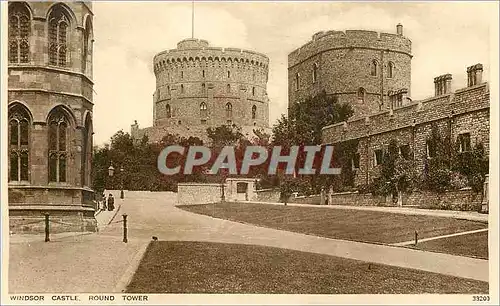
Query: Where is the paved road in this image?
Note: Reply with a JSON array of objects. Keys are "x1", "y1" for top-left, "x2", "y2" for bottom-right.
[{"x1": 99, "y1": 192, "x2": 489, "y2": 282}]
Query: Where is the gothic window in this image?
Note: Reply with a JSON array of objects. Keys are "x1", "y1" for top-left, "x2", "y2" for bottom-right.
[
  {"x1": 48, "y1": 5, "x2": 70, "y2": 67},
  {"x1": 357, "y1": 87, "x2": 366, "y2": 103},
  {"x1": 387, "y1": 62, "x2": 394, "y2": 78},
  {"x1": 374, "y1": 149, "x2": 383, "y2": 166},
  {"x1": 48, "y1": 109, "x2": 70, "y2": 183},
  {"x1": 202, "y1": 70, "x2": 205, "y2": 78},
  {"x1": 81, "y1": 115, "x2": 92, "y2": 186},
  {"x1": 399, "y1": 145, "x2": 411, "y2": 160},
  {"x1": 295, "y1": 73, "x2": 300, "y2": 91},
  {"x1": 9, "y1": 3, "x2": 31, "y2": 64},
  {"x1": 82, "y1": 17, "x2": 93, "y2": 74},
  {"x1": 227, "y1": 71, "x2": 231, "y2": 78},
  {"x1": 370, "y1": 60, "x2": 378, "y2": 76},
  {"x1": 225, "y1": 103, "x2": 232, "y2": 118},
  {"x1": 252, "y1": 105, "x2": 257, "y2": 119},
  {"x1": 352, "y1": 153, "x2": 360, "y2": 170},
  {"x1": 166, "y1": 104, "x2": 171, "y2": 118},
  {"x1": 200, "y1": 102, "x2": 207, "y2": 117},
  {"x1": 458, "y1": 133, "x2": 471, "y2": 153},
  {"x1": 312, "y1": 63, "x2": 318, "y2": 83},
  {"x1": 9, "y1": 105, "x2": 30, "y2": 182}
]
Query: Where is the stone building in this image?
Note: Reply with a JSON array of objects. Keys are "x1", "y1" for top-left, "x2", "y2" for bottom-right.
[
  {"x1": 7, "y1": 1, "x2": 97, "y2": 233},
  {"x1": 131, "y1": 38, "x2": 271, "y2": 143},
  {"x1": 288, "y1": 24, "x2": 412, "y2": 118},
  {"x1": 322, "y1": 65, "x2": 489, "y2": 188}
]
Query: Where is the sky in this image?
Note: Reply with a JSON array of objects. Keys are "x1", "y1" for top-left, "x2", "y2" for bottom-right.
[{"x1": 92, "y1": 1, "x2": 495, "y2": 145}]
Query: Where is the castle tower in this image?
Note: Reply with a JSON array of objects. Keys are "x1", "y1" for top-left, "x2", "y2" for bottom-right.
[
  {"x1": 133, "y1": 38, "x2": 271, "y2": 143},
  {"x1": 288, "y1": 25, "x2": 412, "y2": 118},
  {"x1": 7, "y1": 1, "x2": 97, "y2": 233}
]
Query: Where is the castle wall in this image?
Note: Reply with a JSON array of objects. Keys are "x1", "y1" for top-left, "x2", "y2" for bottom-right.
[
  {"x1": 288, "y1": 27, "x2": 412, "y2": 118},
  {"x1": 322, "y1": 79, "x2": 490, "y2": 187}
]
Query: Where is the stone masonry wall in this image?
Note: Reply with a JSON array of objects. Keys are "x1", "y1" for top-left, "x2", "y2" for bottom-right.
[
  {"x1": 322, "y1": 81, "x2": 490, "y2": 187},
  {"x1": 288, "y1": 27, "x2": 412, "y2": 118}
]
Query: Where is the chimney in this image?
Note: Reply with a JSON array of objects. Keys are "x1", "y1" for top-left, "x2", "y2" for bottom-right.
[
  {"x1": 467, "y1": 63, "x2": 483, "y2": 86},
  {"x1": 396, "y1": 23, "x2": 403, "y2": 36},
  {"x1": 434, "y1": 74, "x2": 452, "y2": 96}
]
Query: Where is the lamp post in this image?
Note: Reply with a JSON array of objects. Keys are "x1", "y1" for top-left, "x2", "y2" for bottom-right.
[
  {"x1": 108, "y1": 164, "x2": 125, "y2": 199},
  {"x1": 120, "y1": 167, "x2": 124, "y2": 199}
]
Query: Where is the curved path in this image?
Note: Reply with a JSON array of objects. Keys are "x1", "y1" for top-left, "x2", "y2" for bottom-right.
[{"x1": 100, "y1": 192, "x2": 488, "y2": 282}]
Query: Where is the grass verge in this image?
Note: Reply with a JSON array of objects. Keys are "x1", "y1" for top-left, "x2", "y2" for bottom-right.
[
  {"x1": 410, "y1": 231, "x2": 488, "y2": 259},
  {"x1": 179, "y1": 203, "x2": 487, "y2": 244},
  {"x1": 126, "y1": 241, "x2": 488, "y2": 294}
]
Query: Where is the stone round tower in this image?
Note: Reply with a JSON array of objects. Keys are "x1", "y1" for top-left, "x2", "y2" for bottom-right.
[
  {"x1": 146, "y1": 38, "x2": 270, "y2": 141},
  {"x1": 288, "y1": 24, "x2": 412, "y2": 118},
  {"x1": 7, "y1": 1, "x2": 96, "y2": 233}
]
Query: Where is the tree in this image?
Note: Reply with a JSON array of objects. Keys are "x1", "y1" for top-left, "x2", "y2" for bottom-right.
[
  {"x1": 271, "y1": 90, "x2": 354, "y2": 194},
  {"x1": 422, "y1": 124, "x2": 453, "y2": 193},
  {"x1": 453, "y1": 142, "x2": 489, "y2": 195},
  {"x1": 374, "y1": 139, "x2": 417, "y2": 206}
]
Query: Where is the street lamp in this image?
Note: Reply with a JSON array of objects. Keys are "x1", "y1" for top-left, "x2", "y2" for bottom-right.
[{"x1": 108, "y1": 164, "x2": 125, "y2": 199}]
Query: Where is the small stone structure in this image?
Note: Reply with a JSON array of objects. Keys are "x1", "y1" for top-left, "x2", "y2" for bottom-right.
[{"x1": 177, "y1": 178, "x2": 259, "y2": 205}]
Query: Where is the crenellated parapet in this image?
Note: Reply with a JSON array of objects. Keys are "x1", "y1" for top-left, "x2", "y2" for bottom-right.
[
  {"x1": 322, "y1": 70, "x2": 489, "y2": 144},
  {"x1": 289, "y1": 29, "x2": 411, "y2": 68}
]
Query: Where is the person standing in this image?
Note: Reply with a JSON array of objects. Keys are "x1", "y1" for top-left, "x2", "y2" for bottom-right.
[{"x1": 107, "y1": 194, "x2": 115, "y2": 211}]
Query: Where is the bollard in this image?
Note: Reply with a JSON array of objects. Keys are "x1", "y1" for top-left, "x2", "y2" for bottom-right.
[
  {"x1": 414, "y1": 230, "x2": 418, "y2": 245},
  {"x1": 122, "y1": 214, "x2": 128, "y2": 243},
  {"x1": 44, "y1": 213, "x2": 50, "y2": 242}
]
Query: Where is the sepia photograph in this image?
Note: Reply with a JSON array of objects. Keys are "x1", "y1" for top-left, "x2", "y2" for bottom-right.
[{"x1": 1, "y1": 1, "x2": 499, "y2": 305}]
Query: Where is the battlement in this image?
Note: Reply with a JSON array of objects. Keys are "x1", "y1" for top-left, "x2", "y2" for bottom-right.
[
  {"x1": 154, "y1": 39, "x2": 269, "y2": 70},
  {"x1": 289, "y1": 25, "x2": 412, "y2": 67},
  {"x1": 323, "y1": 81, "x2": 489, "y2": 144}
]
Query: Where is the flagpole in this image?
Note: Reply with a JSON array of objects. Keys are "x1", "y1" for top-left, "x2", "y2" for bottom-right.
[{"x1": 191, "y1": 0, "x2": 195, "y2": 38}]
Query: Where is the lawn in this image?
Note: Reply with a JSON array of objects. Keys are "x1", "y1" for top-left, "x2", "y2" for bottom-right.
[
  {"x1": 126, "y1": 241, "x2": 488, "y2": 294},
  {"x1": 179, "y1": 203, "x2": 487, "y2": 244},
  {"x1": 411, "y1": 231, "x2": 489, "y2": 259}
]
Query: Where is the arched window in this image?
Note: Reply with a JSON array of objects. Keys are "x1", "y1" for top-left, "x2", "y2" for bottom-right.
[
  {"x1": 357, "y1": 87, "x2": 366, "y2": 103},
  {"x1": 166, "y1": 104, "x2": 171, "y2": 118},
  {"x1": 370, "y1": 60, "x2": 378, "y2": 76},
  {"x1": 48, "y1": 5, "x2": 70, "y2": 67},
  {"x1": 227, "y1": 84, "x2": 231, "y2": 93},
  {"x1": 180, "y1": 84, "x2": 184, "y2": 94},
  {"x1": 48, "y1": 108, "x2": 70, "y2": 183},
  {"x1": 82, "y1": 17, "x2": 93, "y2": 74},
  {"x1": 227, "y1": 71, "x2": 231, "y2": 78},
  {"x1": 9, "y1": 104, "x2": 31, "y2": 182},
  {"x1": 201, "y1": 83, "x2": 206, "y2": 93},
  {"x1": 202, "y1": 70, "x2": 205, "y2": 78},
  {"x1": 81, "y1": 114, "x2": 92, "y2": 186},
  {"x1": 9, "y1": 3, "x2": 31, "y2": 64},
  {"x1": 252, "y1": 105, "x2": 257, "y2": 119},
  {"x1": 387, "y1": 62, "x2": 394, "y2": 78},
  {"x1": 295, "y1": 73, "x2": 300, "y2": 91},
  {"x1": 312, "y1": 63, "x2": 318, "y2": 83},
  {"x1": 200, "y1": 102, "x2": 207, "y2": 117},
  {"x1": 252, "y1": 87, "x2": 256, "y2": 96},
  {"x1": 226, "y1": 103, "x2": 232, "y2": 118}
]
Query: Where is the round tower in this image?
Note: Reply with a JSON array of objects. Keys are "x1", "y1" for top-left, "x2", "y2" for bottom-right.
[
  {"x1": 7, "y1": 1, "x2": 96, "y2": 233},
  {"x1": 151, "y1": 38, "x2": 270, "y2": 139},
  {"x1": 288, "y1": 25, "x2": 412, "y2": 118}
]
